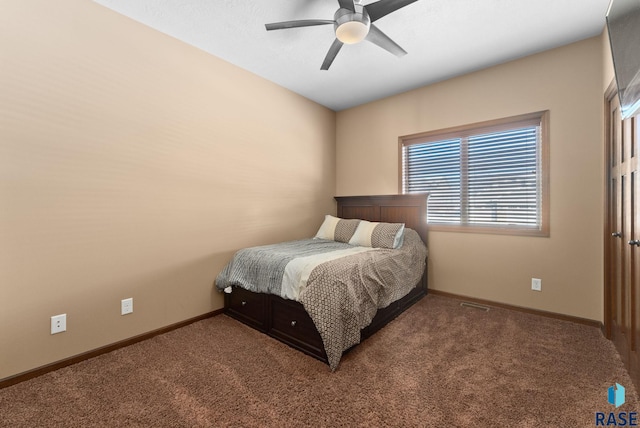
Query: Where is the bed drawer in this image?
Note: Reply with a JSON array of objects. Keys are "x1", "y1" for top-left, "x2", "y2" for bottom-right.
[
  {"x1": 225, "y1": 286, "x2": 268, "y2": 332},
  {"x1": 269, "y1": 298, "x2": 326, "y2": 361}
]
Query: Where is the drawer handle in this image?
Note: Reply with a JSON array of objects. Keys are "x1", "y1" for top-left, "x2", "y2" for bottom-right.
[
  {"x1": 290, "y1": 320, "x2": 297, "y2": 327},
  {"x1": 241, "y1": 301, "x2": 247, "y2": 306}
]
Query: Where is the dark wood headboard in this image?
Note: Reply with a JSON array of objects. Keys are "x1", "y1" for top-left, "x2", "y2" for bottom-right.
[{"x1": 334, "y1": 194, "x2": 428, "y2": 245}]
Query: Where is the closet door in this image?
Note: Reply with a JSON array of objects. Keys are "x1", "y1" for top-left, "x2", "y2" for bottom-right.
[
  {"x1": 607, "y1": 92, "x2": 640, "y2": 384},
  {"x1": 609, "y1": 94, "x2": 628, "y2": 365},
  {"x1": 629, "y1": 115, "x2": 640, "y2": 381}
]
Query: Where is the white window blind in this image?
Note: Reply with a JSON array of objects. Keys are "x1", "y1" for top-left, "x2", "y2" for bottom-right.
[
  {"x1": 404, "y1": 138, "x2": 462, "y2": 224},
  {"x1": 401, "y1": 112, "x2": 548, "y2": 234}
]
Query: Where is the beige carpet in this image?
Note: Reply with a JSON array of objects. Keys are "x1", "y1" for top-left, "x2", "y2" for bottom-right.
[{"x1": 0, "y1": 295, "x2": 637, "y2": 427}]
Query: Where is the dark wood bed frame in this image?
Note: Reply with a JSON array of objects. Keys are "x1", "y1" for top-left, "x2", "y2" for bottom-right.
[{"x1": 224, "y1": 194, "x2": 429, "y2": 365}]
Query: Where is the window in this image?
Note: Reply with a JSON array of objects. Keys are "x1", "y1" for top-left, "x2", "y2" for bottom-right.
[{"x1": 400, "y1": 111, "x2": 549, "y2": 236}]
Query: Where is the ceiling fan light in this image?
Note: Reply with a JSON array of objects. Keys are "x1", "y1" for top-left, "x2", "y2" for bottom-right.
[{"x1": 336, "y1": 21, "x2": 369, "y2": 44}]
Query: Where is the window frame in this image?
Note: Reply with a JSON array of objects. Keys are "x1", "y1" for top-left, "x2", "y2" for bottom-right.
[{"x1": 398, "y1": 111, "x2": 550, "y2": 237}]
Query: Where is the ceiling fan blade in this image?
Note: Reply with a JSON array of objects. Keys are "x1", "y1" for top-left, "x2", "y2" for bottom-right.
[
  {"x1": 337, "y1": 0, "x2": 356, "y2": 11},
  {"x1": 265, "y1": 20, "x2": 334, "y2": 31},
  {"x1": 365, "y1": 0, "x2": 419, "y2": 22},
  {"x1": 321, "y1": 39, "x2": 344, "y2": 70},
  {"x1": 366, "y1": 24, "x2": 407, "y2": 57}
]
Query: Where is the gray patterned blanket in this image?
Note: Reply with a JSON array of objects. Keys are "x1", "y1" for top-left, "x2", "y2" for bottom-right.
[{"x1": 216, "y1": 228, "x2": 427, "y2": 370}]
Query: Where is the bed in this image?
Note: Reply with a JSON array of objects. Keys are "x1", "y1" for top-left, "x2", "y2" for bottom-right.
[{"x1": 216, "y1": 194, "x2": 429, "y2": 370}]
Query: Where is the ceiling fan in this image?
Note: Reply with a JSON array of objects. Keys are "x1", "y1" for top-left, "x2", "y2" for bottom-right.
[{"x1": 265, "y1": 0, "x2": 420, "y2": 70}]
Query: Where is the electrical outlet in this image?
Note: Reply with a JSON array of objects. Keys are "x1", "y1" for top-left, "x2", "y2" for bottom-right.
[
  {"x1": 51, "y1": 314, "x2": 67, "y2": 334},
  {"x1": 531, "y1": 278, "x2": 542, "y2": 292},
  {"x1": 121, "y1": 298, "x2": 133, "y2": 315}
]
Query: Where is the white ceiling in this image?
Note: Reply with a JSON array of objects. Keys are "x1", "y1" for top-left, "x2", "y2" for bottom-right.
[{"x1": 93, "y1": 0, "x2": 611, "y2": 111}]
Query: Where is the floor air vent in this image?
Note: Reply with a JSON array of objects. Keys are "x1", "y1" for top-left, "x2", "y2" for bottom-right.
[{"x1": 460, "y1": 302, "x2": 490, "y2": 312}]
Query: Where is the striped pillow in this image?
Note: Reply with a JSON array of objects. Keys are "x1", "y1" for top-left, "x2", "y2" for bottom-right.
[
  {"x1": 348, "y1": 220, "x2": 405, "y2": 249},
  {"x1": 314, "y1": 215, "x2": 361, "y2": 243}
]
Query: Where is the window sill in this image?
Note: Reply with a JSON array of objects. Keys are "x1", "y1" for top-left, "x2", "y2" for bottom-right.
[{"x1": 427, "y1": 223, "x2": 549, "y2": 237}]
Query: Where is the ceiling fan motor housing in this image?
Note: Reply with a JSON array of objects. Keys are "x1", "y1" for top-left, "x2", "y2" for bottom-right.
[{"x1": 334, "y1": 4, "x2": 371, "y2": 44}]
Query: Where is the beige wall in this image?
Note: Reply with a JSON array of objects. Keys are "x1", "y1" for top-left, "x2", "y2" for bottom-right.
[
  {"x1": 336, "y1": 36, "x2": 605, "y2": 321},
  {"x1": 0, "y1": 1, "x2": 335, "y2": 379}
]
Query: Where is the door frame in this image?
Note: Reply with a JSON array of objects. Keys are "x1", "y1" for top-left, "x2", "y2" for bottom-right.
[{"x1": 604, "y1": 79, "x2": 617, "y2": 340}]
